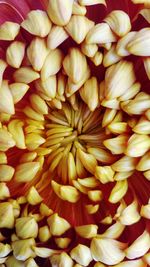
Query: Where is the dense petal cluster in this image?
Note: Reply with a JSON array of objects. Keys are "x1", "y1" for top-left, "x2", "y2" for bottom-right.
[{"x1": 0, "y1": 0, "x2": 149, "y2": 266}]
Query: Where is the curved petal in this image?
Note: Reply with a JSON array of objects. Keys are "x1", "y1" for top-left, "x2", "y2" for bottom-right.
[{"x1": 0, "y1": 0, "x2": 48, "y2": 25}]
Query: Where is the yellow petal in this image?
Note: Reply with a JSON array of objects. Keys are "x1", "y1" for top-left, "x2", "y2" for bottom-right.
[
  {"x1": 0, "y1": 202, "x2": 14, "y2": 228},
  {"x1": 125, "y1": 231, "x2": 150, "y2": 259},
  {"x1": 27, "y1": 37, "x2": 49, "y2": 71},
  {"x1": 80, "y1": 77, "x2": 99, "y2": 111},
  {"x1": 105, "y1": 61, "x2": 136, "y2": 99},
  {"x1": 103, "y1": 44, "x2": 121, "y2": 67},
  {"x1": 116, "y1": 31, "x2": 136, "y2": 56},
  {"x1": 70, "y1": 244, "x2": 92, "y2": 266},
  {"x1": 91, "y1": 238, "x2": 126, "y2": 265},
  {"x1": 65, "y1": 15, "x2": 94, "y2": 44},
  {"x1": 29, "y1": 94, "x2": 48, "y2": 114},
  {"x1": 0, "y1": 165, "x2": 14, "y2": 182},
  {"x1": 125, "y1": 133, "x2": 150, "y2": 157},
  {"x1": 119, "y1": 200, "x2": 140, "y2": 225},
  {"x1": 103, "y1": 134, "x2": 128, "y2": 155},
  {"x1": 41, "y1": 49, "x2": 64, "y2": 81},
  {"x1": 77, "y1": 148, "x2": 97, "y2": 174},
  {"x1": 73, "y1": 1, "x2": 87, "y2": 15},
  {"x1": 8, "y1": 119, "x2": 26, "y2": 149},
  {"x1": 95, "y1": 166, "x2": 115, "y2": 184},
  {"x1": 112, "y1": 156, "x2": 138, "y2": 172},
  {"x1": 13, "y1": 67, "x2": 40, "y2": 84},
  {"x1": 15, "y1": 217, "x2": 38, "y2": 239},
  {"x1": 47, "y1": 25, "x2": 69, "y2": 49},
  {"x1": 0, "y1": 59, "x2": 7, "y2": 87},
  {"x1": 47, "y1": 213, "x2": 71, "y2": 236},
  {"x1": 6, "y1": 41, "x2": 25, "y2": 68},
  {"x1": 21, "y1": 10, "x2": 52, "y2": 37},
  {"x1": 10, "y1": 83, "x2": 29, "y2": 104},
  {"x1": 75, "y1": 224, "x2": 98, "y2": 239},
  {"x1": 127, "y1": 28, "x2": 150, "y2": 56},
  {"x1": 63, "y1": 47, "x2": 88, "y2": 84},
  {"x1": 12, "y1": 238, "x2": 35, "y2": 261},
  {"x1": 109, "y1": 180, "x2": 128, "y2": 203},
  {"x1": 81, "y1": 42, "x2": 98, "y2": 57},
  {"x1": 47, "y1": 0, "x2": 74, "y2": 26},
  {"x1": 86, "y1": 23, "x2": 117, "y2": 44},
  {"x1": 27, "y1": 186, "x2": 43, "y2": 205},
  {"x1": 79, "y1": 0, "x2": 106, "y2": 5},
  {"x1": 0, "y1": 128, "x2": 15, "y2": 151},
  {"x1": 104, "y1": 10, "x2": 131, "y2": 37},
  {"x1": 14, "y1": 162, "x2": 40, "y2": 182},
  {"x1": 0, "y1": 182, "x2": 10, "y2": 200},
  {"x1": 0, "y1": 80, "x2": 15, "y2": 114},
  {"x1": 0, "y1": 21, "x2": 20, "y2": 40}
]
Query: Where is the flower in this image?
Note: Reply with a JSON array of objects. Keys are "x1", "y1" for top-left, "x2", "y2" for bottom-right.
[{"x1": 0, "y1": 0, "x2": 150, "y2": 266}]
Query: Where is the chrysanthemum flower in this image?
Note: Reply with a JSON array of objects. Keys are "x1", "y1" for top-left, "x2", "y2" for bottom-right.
[{"x1": 0, "y1": 0, "x2": 150, "y2": 266}]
